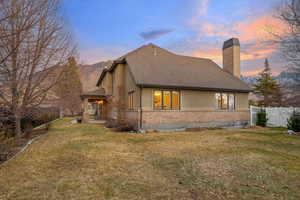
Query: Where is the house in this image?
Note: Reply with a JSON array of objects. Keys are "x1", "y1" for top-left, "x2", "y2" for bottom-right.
[{"x1": 81, "y1": 38, "x2": 252, "y2": 131}]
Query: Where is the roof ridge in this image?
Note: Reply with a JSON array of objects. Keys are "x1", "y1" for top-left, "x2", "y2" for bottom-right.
[
  {"x1": 176, "y1": 54, "x2": 212, "y2": 61},
  {"x1": 117, "y1": 43, "x2": 175, "y2": 61},
  {"x1": 115, "y1": 44, "x2": 150, "y2": 61}
]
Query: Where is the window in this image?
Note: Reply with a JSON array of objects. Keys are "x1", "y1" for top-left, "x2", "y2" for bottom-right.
[
  {"x1": 128, "y1": 92, "x2": 134, "y2": 110},
  {"x1": 153, "y1": 90, "x2": 180, "y2": 110},
  {"x1": 215, "y1": 93, "x2": 235, "y2": 110},
  {"x1": 216, "y1": 93, "x2": 222, "y2": 109},
  {"x1": 172, "y1": 91, "x2": 180, "y2": 110},
  {"x1": 163, "y1": 91, "x2": 171, "y2": 110},
  {"x1": 154, "y1": 91, "x2": 162, "y2": 109},
  {"x1": 221, "y1": 93, "x2": 228, "y2": 109},
  {"x1": 229, "y1": 94, "x2": 235, "y2": 110}
]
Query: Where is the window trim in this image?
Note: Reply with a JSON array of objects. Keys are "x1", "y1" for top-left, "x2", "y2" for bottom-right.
[
  {"x1": 228, "y1": 93, "x2": 236, "y2": 110},
  {"x1": 153, "y1": 89, "x2": 181, "y2": 110},
  {"x1": 215, "y1": 92, "x2": 235, "y2": 110}
]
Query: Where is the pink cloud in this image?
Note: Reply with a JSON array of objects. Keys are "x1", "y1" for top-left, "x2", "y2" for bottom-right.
[
  {"x1": 192, "y1": 42, "x2": 277, "y2": 63},
  {"x1": 233, "y1": 15, "x2": 286, "y2": 42},
  {"x1": 199, "y1": 15, "x2": 286, "y2": 42},
  {"x1": 193, "y1": 13, "x2": 287, "y2": 75},
  {"x1": 200, "y1": 23, "x2": 233, "y2": 37}
]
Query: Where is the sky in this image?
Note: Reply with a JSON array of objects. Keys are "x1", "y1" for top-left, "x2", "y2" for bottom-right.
[{"x1": 62, "y1": 0, "x2": 286, "y2": 76}]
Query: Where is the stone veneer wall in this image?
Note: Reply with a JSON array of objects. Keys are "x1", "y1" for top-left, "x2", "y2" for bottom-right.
[
  {"x1": 124, "y1": 110, "x2": 140, "y2": 129},
  {"x1": 141, "y1": 110, "x2": 250, "y2": 130}
]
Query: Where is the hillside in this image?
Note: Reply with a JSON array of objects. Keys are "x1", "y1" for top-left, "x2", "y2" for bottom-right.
[
  {"x1": 241, "y1": 70, "x2": 299, "y2": 89},
  {"x1": 241, "y1": 70, "x2": 300, "y2": 106},
  {"x1": 78, "y1": 61, "x2": 112, "y2": 92}
]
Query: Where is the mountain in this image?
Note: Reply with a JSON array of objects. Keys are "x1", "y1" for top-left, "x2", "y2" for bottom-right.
[
  {"x1": 240, "y1": 75, "x2": 258, "y2": 86},
  {"x1": 78, "y1": 61, "x2": 112, "y2": 92},
  {"x1": 276, "y1": 70, "x2": 299, "y2": 88},
  {"x1": 241, "y1": 70, "x2": 298, "y2": 89},
  {"x1": 241, "y1": 70, "x2": 300, "y2": 106}
]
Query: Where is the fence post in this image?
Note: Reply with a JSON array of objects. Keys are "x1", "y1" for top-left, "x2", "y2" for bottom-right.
[{"x1": 250, "y1": 105, "x2": 253, "y2": 126}]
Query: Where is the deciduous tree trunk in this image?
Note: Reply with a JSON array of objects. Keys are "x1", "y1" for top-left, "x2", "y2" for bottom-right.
[{"x1": 15, "y1": 113, "x2": 21, "y2": 138}]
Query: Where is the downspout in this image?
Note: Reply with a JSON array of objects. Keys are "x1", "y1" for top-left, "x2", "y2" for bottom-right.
[{"x1": 139, "y1": 86, "x2": 143, "y2": 131}]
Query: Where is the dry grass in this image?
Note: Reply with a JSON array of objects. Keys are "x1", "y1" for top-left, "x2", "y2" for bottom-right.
[{"x1": 0, "y1": 119, "x2": 300, "y2": 200}]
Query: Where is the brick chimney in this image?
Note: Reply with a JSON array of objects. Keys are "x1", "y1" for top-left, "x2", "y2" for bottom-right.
[{"x1": 223, "y1": 38, "x2": 240, "y2": 78}]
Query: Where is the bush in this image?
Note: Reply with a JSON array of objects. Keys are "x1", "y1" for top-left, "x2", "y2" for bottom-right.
[
  {"x1": 256, "y1": 109, "x2": 268, "y2": 127},
  {"x1": 105, "y1": 119, "x2": 118, "y2": 128},
  {"x1": 0, "y1": 107, "x2": 59, "y2": 138},
  {"x1": 287, "y1": 111, "x2": 300, "y2": 132},
  {"x1": 105, "y1": 119, "x2": 136, "y2": 132},
  {"x1": 116, "y1": 122, "x2": 135, "y2": 132}
]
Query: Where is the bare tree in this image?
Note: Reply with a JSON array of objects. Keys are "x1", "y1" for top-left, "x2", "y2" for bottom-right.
[
  {"x1": 275, "y1": 0, "x2": 300, "y2": 89},
  {"x1": 0, "y1": 0, "x2": 75, "y2": 136}
]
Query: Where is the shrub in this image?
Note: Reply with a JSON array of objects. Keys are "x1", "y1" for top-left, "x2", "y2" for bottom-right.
[
  {"x1": 105, "y1": 119, "x2": 136, "y2": 132},
  {"x1": 256, "y1": 109, "x2": 268, "y2": 127},
  {"x1": 116, "y1": 122, "x2": 135, "y2": 132},
  {"x1": 105, "y1": 119, "x2": 118, "y2": 128},
  {"x1": 287, "y1": 111, "x2": 300, "y2": 132}
]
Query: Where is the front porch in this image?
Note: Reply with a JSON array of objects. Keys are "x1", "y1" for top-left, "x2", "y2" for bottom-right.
[{"x1": 81, "y1": 88, "x2": 108, "y2": 123}]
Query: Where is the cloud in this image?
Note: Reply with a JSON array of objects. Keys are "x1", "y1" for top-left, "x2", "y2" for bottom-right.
[
  {"x1": 192, "y1": 46, "x2": 222, "y2": 62},
  {"x1": 199, "y1": 15, "x2": 285, "y2": 42},
  {"x1": 197, "y1": 0, "x2": 209, "y2": 16},
  {"x1": 191, "y1": 41, "x2": 278, "y2": 63},
  {"x1": 233, "y1": 15, "x2": 286, "y2": 42},
  {"x1": 189, "y1": 12, "x2": 287, "y2": 75},
  {"x1": 241, "y1": 42, "x2": 277, "y2": 61},
  {"x1": 199, "y1": 23, "x2": 235, "y2": 38},
  {"x1": 188, "y1": 0, "x2": 210, "y2": 24},
  {"x1": 139, "y1": 29, "x2": 174, "y2": 40}
]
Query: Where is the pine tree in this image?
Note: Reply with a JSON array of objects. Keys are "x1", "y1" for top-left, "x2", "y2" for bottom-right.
[
  {"x1": 56, "y1": 57, "x2": 83, "y2": 116},
  {"x1": 253, "y1": 58, "x2": 283, "y2": 107}
]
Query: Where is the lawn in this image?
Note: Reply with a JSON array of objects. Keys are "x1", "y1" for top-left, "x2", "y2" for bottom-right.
[{"x1": 0, "y1": 119, "x2": 300, "y2": 200}]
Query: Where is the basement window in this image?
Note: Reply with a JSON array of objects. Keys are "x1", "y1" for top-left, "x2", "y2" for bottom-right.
[
  {"x1": 153, "y1": 90, "x2": 180, "y2": 110},
  {"x1": 215, "y1": 93, "x2": 235, "y2": 110}
]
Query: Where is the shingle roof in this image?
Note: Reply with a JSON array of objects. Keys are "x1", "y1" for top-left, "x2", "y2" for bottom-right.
[{"x1": 98, "y1": 44, "x2": 252, "y2": 93}]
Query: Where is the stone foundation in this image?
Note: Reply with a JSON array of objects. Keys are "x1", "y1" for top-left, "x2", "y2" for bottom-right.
[{"x1": 141, "y1": 110, "x2": 250, "y2": 131}]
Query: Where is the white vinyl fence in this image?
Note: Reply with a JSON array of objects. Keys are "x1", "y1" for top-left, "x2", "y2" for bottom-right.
[{"x1": 250, "y1": 106, "x2": 300, "y2": 127}]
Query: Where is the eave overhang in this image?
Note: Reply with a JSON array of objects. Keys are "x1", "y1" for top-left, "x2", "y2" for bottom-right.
[
  {"x1": 96, "y1": 58, "x2": 126, "y2": 86},
  {"x1": 137, "y1": 83, "x2": 252, "y2": 93}
]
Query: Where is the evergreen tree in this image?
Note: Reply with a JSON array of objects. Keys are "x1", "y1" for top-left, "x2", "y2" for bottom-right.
[
  {"x1": 56, "y1": 57, "x2": 83, "y2": 115},
  {"x1": 253, "y1": 58, "x2": 283, "y2": 107}
]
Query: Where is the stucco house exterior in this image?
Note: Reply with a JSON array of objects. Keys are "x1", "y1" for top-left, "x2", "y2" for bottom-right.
[{"x1": 81, "y1": 38, "x2": 252, "y2": 131}]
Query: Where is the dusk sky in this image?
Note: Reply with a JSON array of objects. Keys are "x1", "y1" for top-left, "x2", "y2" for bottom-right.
[{"x1": 62, "y1": 0, "x2": 285, "y2": 76}]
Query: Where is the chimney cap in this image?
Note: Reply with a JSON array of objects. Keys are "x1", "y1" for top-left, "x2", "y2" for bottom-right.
[{"x1": 223, "y1": 38, "x2": 240, "y2": 50}]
